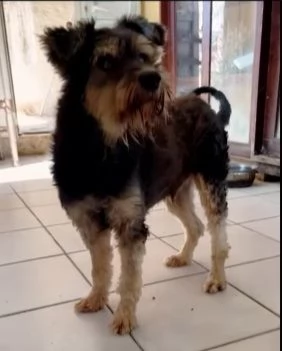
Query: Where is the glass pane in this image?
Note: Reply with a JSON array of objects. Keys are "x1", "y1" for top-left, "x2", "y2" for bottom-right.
[
  {"x1": 210, "y1": 1, "x2": 257, "y2": 143},
  {"x1": 3, "y1": 1, "x2": 78, "y2": 134},
  {"x1": 175, "y1": 1, "x2": 203, "y2": 95},
  {"x1": 2, "y1": 1, "x2": 140, "y2": 134}
]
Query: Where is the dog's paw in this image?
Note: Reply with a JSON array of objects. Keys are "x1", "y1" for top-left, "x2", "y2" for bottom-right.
[
  {"x1": 75, "y1": 293, "x2": 106, "y2": 313},
  {"x1": 203, "y1": 276, "x2": 227, "y2": 294},
  {"x1": 165, "y1": 254, "x2": 190, "y2": 268},
  {"x1": 111, "y1": 309, "x2": 137, "y2": 335}
]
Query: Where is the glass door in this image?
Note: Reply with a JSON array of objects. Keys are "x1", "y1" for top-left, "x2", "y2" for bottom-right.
[
  {"x1": 175, "y1": 1, "x2": 203, "y2": 95},
  {"x1": 2, "y1": 1, "x2": 140, "y2": 135},
  {"x1": 0, "y1": 3, "x2": 19, "y2": 165},
  {"x1": 161, "y1": 1, "x2": 263, "y2": 159},
  {"x1": 210, "y1": 1, "x2": 257, "y2": 144}
]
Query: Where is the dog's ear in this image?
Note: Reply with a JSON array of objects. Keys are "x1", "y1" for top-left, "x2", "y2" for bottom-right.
[
  {"x1": 40, "y1": 20, "x2": 95, "y2": 77},
  {"x1": 150, "y1": 22, "x2": 167, "y2": 47},
  {"x1": 117, "y1": 16, "x2": 167, "y2": 46}
]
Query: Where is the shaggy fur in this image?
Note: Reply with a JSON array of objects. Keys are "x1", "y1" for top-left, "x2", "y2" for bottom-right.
[{"x1": 41, "y1": 16, "x2": 231, "y2": 335}]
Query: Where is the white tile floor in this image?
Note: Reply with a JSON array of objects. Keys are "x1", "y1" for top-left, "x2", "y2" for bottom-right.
[{"x1": 0, "y1": 158, "x2": 280, "y2": 351}]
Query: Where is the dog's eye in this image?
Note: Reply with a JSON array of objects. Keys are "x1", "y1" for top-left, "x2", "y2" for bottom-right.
[
  {"x1": 96, "y1": 54, "x2": 115, "y2": 71},
  {"x1": 138, "y1": 53, "x2": 150, "y2": 63}
]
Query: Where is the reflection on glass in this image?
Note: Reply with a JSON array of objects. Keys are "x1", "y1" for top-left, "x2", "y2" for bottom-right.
[
  {"x1": 175, "y1": 1, "x2": 203, "y2": 95},
  {"x1": 210, "y1": 1, "x2": 257, "y2": 143}
]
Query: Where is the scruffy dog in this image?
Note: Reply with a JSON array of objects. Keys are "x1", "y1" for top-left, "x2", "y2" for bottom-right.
[{"x1": 41, "y1": 16, "x2": 231, "y2": 335}]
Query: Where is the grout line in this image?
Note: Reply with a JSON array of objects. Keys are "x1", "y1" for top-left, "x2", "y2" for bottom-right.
[
  {"x1": 158, "y1": 236, "x2": 281, "y2": 318},
  {"x1": 239, "y1": 222, "x2": 280, "y2": 244},
  {"x1": 231, "y1": 214, "x2": 280, "y2": 225},
  {"x1": 141, "y1": 270, "x2": 208, "y2": 288},
  {"x1": 160, "y1": 231, "x2": 280, "y2": 269},
  {"x1": 105, "y1": 305, "x2": 144, "y2": 351},
  {"x1": 0, "y1": 298, "x2": 79, "y2": 319},
  {"x1": 0, "y1": 224, "x2": 43, "y2": 235},
  {"x1": 227, "y1": 281, "x2": 280, "y2": 318},
  {"x1": 153, "y1": 220, "x2": 280, "y2": 248},
  {"x1": 9, "y1": 185, "x2": 55, "y2": 194},
  {"x1": 225, "y1": 254, "x2": 281, "y2": 269},
  {"x1": 14, "y1": 193, "x2": 92, "y2": 288},
  {"x1": 157, "y1": 235, "x2": 210, "y2": 272},
  {"x1": 200, "y1": 328, "x2": 280, "y2": 351},
  {"x1": 0, "y1": 253, "x2": 65, "y2": 268},
  {"x1": 21, "y1": 201, "x2": 61, "y2": 209},
  {"x1": 0, "y1": 248, "x2": 89, "y2": 268},
  {"x1": 128, "y1": 334, "x2": 145, "y2": 351},
  {"x1": 66, "y1": 252, "x2": 92, "y2": 286}
]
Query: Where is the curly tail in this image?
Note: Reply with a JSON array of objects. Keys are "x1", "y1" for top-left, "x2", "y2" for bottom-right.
[{"x1": 193, "y1": 86, "x2": 231, "y2": 127}]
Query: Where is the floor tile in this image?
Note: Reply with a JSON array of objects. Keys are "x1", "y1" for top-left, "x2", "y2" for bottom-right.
[
  {"x1": 0, "y1": 302, "x2": 139, "y2": 351},
  {"x1": 48, "y1": 224, "x2": 86, "y2": 253},
  {"x1": 0, "y1": 183, "x2": 13, "y2": 194},
  {"x1": 70, "y1": 239, "x2": 205, "y2": 290},
  {"x1": 19, "y1": 189, "x2": 59, "y2": 207},
  {"x1": 11, "y1": 178, "x2": 54, "y2": 193},
  {"x1": 146, "y1": 210, "x2": 184, "y2": 237},
  {"x1": 227, "y1": 188, "x2": 249, "y2": 199},
  {"x1": 257, "y1": 191, "x2": 280, "y2": 205},
  {"x1": 212, "y1": 330, "x2": 280, "y2": 351},
  {"x1": 0, "y1": 228, "x2": 62, "y2": 265},
  {"x1": 243, "y1": 217, "x2": 280, "y2": 242},
  {"x1": 0, "y1": 208, "x2": 40, "y2": 233},
  {"x1": 110, "y1": 275, "x2": 280, "y2": 351},
  {"x1": 227, "y1": 257, "x2": 280, "y2": 315},
  {"x1": 31, "y1": 204, "x2": 70, "y2": 226},
  {"x1": 228, "y1": 196, "x2": 280, "y2": 223},
  {"x1": 146, "y1": 204, "x2": 234, "y2": 238},
  {"x1": 0, "y1": 193, "x2": 25, "y2": 211},
  {"x1": 0, "y1": 256, "x2": 89, "y2": 316},
  {"x1": 239, "y1": 181, "x2": 280, "y2": 196},
  {"x1": 164, "y1": 224, "x2": 280, "y2": 268}
]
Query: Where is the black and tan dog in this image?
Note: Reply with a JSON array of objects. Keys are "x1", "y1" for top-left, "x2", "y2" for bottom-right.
[{"x1": 41, "y1": 16, "x2": 231, "y2": 335}]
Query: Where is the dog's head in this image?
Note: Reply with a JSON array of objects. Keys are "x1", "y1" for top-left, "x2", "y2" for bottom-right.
[{"x1": 40, "y1": 16, "x2": 172, "y2": 143}]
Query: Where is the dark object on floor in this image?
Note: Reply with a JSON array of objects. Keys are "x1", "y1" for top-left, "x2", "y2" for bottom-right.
[{"x1": 227, "y1": 163, "x2": 257, "y2": 188}]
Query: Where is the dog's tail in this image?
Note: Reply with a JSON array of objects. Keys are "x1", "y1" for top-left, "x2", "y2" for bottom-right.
[{"x1": 192, "y1": 86, "x2": 231, "y2": 127}]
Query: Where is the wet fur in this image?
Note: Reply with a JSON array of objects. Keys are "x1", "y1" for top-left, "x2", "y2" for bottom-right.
[{"x1": 41, "y1": 16, "x2": 231, "y2": 335}]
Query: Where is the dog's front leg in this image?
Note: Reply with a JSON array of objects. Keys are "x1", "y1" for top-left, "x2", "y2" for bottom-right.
[
  {"x1": 75, "y1": 230, "x2": 113, "y2": 313},
  {"x1": 66, "y1": 202, "x2": 113, "y2": 313},
  {"x1": 112, "y1": 230, "x2": 146, "y2": 335}
]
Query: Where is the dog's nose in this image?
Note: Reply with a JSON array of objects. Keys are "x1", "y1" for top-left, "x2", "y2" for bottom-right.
[{"x1": 138, "y1": 72, "x2": 161, "y2": 92}]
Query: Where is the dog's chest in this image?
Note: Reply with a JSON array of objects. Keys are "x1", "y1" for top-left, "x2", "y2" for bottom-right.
[{"x1": 53, "y1": 131, "x2": 143, "y2": 202}]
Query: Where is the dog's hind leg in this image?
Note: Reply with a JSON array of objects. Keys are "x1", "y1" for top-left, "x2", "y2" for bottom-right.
[
  {"x1": 194, "y1": 175, "x2": 230, "y2": 293},
  {"x1": 165, "y1": 179, "x2": 204, "y2": 267}
]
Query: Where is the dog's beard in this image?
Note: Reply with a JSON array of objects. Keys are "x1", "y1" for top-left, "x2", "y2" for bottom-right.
[{"x1": 116, "y1": 80, "x2": 172, "y2": 139}]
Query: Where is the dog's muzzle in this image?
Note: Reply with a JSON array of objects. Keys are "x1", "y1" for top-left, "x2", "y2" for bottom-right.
[{"x1": 138, "y1": 72, "x2": 161, "y2": 92}]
